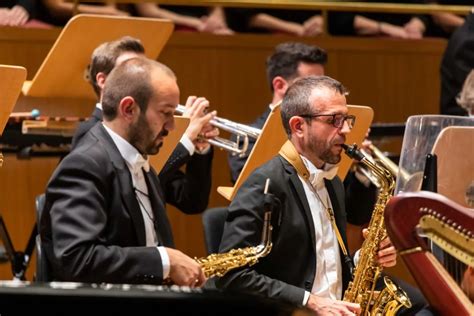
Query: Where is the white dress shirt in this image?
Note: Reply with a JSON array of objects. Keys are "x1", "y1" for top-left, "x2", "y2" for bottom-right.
[
  {"x1": 299, "y1": 156, "x2": 342, "y2": 305},
  {"x1": 102, "y1": 123, "x2": 170, "y2": 278}
]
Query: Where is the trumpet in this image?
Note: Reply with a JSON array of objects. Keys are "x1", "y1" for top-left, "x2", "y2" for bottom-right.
[{"x1": 175, "y1": 105, "x2": 261, "y2": 157}]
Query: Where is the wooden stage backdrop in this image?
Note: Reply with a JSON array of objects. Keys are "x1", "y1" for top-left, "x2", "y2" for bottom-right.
[{"x1": 0, "y1": 28, "x2": 446, "y2": 281}]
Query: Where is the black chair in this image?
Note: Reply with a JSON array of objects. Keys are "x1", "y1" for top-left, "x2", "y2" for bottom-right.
[
  {"x1": 35, "y1": 194, "x2": 51, "y2": 282},
  {"x1": 201, "y1": 207, "x2": 228, "y2": 254}
]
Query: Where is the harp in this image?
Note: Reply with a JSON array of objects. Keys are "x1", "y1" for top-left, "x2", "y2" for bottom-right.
[{"x1": 385, "y1": 191, "x2": 473, "y2": 315}]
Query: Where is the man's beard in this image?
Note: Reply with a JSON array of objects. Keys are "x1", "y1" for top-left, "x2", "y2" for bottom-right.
[
  {"x1": 129, "y1": 114, "x2": 168, "y2": 155},
  {"x1": 308, "y1": 135, "x2": 343, "y2": 165}
]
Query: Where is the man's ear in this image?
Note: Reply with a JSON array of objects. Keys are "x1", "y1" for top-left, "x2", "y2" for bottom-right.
[
  {"x1": 272, "y1": 76, "x2": 289, "y2": 98},
  {"x1": 289, "y1": 116, "x2": 305, "y2": 138},
  {"x1": 96, "y1": 72, "x2": 107, "y2": 91},
  {"x1": 118, "y1": 96, "x2": 137, "y2": 121}
]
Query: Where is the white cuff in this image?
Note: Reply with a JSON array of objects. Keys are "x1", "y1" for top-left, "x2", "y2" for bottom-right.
[
  {"x1": 180, "y1": 135, "x2": 195, "y2": 156},
  {"x1": 353, "y1": 249, "x2": 360, "y2": 266},
  {"x1": 303, "y1": 290, "x2": 310, "y2": 306},
  {"x1": 157, "y1": 246, "x2": 170, "y2": 279}
]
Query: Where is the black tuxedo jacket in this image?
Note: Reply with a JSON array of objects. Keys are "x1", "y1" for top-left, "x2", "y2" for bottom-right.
[
  {"x1": 71, "y1": 107, "x2": 213, "y2": 213},
  {"x1": 41, "y1": 124, "x2": 173, "y2": 284},
  {"x1": 216, "y1": 155, "x2": 352, "y2": 306}
]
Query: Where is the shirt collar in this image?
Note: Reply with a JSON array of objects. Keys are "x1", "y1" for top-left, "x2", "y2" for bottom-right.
[
  {"x1": 300, "y1": 155, "x2": 338, "y2": 189},
  {"x1": 102, "y1": 123, "x2": 150, "y2": 172}
]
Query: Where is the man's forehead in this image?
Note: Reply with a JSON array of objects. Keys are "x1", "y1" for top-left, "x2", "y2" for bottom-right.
[
  {"x1": 309, "y1": 87, "x2": 347, "y2": 112},
  {"x1": 296, "y1": 62, "x2": 325, "y2": 77}
]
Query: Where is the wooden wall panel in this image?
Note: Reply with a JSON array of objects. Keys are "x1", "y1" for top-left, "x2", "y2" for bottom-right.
[{"x1": 0, "y1": 28, "x2": 446, "y2": 281}]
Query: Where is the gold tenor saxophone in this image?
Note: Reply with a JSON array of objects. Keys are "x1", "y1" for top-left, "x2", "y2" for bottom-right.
[
  {"x1": 342, "y1": 144, "x2": 412, "y2": 316},
  {"x1": 195, "y1": 179, "x2": 273, "y2": 278}
]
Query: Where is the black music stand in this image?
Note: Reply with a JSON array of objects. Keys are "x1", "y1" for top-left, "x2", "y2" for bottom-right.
[{"x1": 0, "y1": 215, "x2": 36, "y2": 280}]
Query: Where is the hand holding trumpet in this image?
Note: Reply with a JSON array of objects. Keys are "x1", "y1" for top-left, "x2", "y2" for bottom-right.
[{"x1": 181, "y1": 96, "x2": 219, "y2": 153}]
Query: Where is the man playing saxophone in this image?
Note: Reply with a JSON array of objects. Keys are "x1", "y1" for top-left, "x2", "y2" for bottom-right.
[{"x1": 215, "y1": 76, "x2": 425, "y2": 315}]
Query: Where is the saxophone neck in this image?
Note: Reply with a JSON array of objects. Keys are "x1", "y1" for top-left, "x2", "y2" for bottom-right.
[{"x1": 258, "y1": 179, "x2": 274, "y2": 257}]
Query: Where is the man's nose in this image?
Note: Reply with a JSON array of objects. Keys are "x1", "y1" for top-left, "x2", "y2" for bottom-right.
[
  {"x1": 165, "y1": 116, "x2": 175, "y2": 132},
  {"x1": 339, "y1": 120, "x2": 351, "y2": 134}
]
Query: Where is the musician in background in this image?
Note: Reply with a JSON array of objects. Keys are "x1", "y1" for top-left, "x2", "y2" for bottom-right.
[
  {"x1": 227, "y1": 42, "x2": 327, "y2": 183},
  {"x1": 41, "y1": 57, "x2": 206, "y2": 286},
  {"x1": 73, "y1": 36, "x2": 217, "y2": 214},
  {"x1": 216, "y1": 76, "x2": 429, "y2": 316}
]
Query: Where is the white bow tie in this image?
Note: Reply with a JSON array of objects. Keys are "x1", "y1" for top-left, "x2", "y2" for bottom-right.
[
  {"x1": 134, "y1": 154, "x2": 150, "y2": 173},
  {"x1": 309, "y1": 165, "x2": 338, "y2": 188}
]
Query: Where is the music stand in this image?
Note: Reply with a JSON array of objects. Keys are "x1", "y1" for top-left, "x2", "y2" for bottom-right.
[
  {"x1": 0, "y1": 65, "x2": 26, "y2": 132},
  {"x1": 0, "y1": 65, "x2": 28, "y2": 277},
  {"x1": 22, "y1": 14, "x2": 174, "y2": 99},
  {"x1": 432, "y1": 126, "x2": 474, "y2": 208},
  {"x1": 217, "y1": 104, "x2": 373, "y2": 201}
]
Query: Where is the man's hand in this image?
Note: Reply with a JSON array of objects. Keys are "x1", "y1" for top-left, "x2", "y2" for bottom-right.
[
  {"x1": 166, "y1": 247, "x2": 207, "y2": 287},
  {"x1": 362, "y1": 229, "x2": 397, "y2": 267},
  {"x1": 307, "y1": 294, "x2": 360, "y2": 315},
  {"x1": 182, "y1": 96, "x2": 217, "y2": 151}
]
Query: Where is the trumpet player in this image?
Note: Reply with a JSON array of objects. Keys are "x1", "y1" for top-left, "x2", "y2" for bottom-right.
[
  {"x1": 41, "y1": 57, "x2": 207, "y2": 286},
  {"x1": 216, "y1": 76, "x2": 430, "y2": 316},
  {"x1": 73, "y1": 36, "x2": 218, "y2": 215},
  {"x1": 227, "y1": 42, "x2": 327, "y2": 183}
]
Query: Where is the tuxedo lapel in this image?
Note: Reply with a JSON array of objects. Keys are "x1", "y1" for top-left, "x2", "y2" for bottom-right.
[
  {"x1": 288, "y1": 169, "x2": 317, "y2": 252},
  {"x1": 144, "y1": 170, "x2": 175, "y2": 248},
  {"x1": 91, "y1": 124, "x2": 147, "y2": 246}
]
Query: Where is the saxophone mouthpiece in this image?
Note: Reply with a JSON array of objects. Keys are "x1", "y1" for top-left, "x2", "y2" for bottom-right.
[{"x1": 342, "y1": 143, "x2": 365, "y2": 162}]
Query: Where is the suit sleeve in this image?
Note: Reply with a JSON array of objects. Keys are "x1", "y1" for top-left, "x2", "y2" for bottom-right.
[
  {"x1": 158, "y1": 143, "x2": 191, "y2": 182},
  {"x1": 161, "y1": 146, "x2": 213, "y2": 214},
  {"x1": 42, "y1": 151, "x2": 164, "y2": 284},
  {"x1": 215, "y1": 169, "x2": 306, "y2": 306}
]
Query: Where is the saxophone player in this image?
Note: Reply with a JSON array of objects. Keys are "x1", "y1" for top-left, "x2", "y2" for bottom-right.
[{"x1": 215, "y1": 76, "x2": 428, "y2": 315}]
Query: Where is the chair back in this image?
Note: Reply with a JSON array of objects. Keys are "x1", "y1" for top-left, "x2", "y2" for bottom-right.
[{"x1": 202, "y1": 207, "x2": 228, "y2": 254}]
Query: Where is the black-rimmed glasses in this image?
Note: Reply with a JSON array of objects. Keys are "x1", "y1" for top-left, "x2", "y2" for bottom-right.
[{"x1": 299, "y1": 113, "x2": 356, "y2": 129}]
